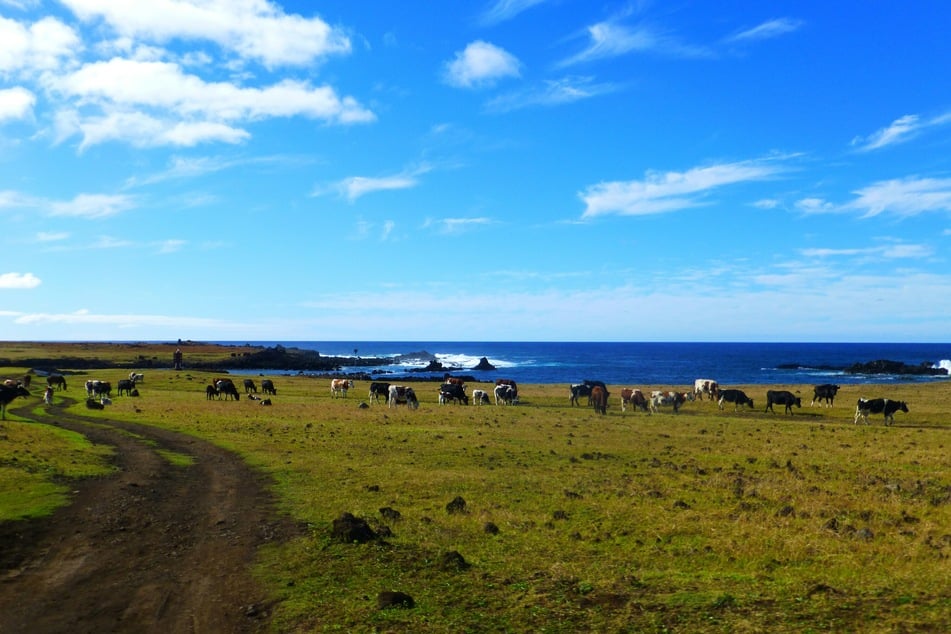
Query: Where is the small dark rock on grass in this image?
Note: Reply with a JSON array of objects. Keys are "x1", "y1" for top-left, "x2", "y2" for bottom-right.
[{"x1": 378, "y1": 591, "x2": 415, "y2": 609}]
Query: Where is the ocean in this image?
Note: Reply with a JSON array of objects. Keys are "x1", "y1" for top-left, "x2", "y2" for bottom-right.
[{"x1": 216, "y1": 341, "x2": 951, "y2": 386}]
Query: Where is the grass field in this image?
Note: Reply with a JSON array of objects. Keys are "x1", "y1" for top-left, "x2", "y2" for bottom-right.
[{"x1": 2, "y1": 353, "x2": 950, "y2": 632}]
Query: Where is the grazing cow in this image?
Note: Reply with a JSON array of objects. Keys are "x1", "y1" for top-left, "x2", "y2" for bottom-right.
[
  {"x1": 811, "y1": 384, "x2": 840, "y2": 407},
  {"x1": 261, "y1": 379, "x2": 277, "y2": 395},
  {"x1": 85, "y1": 398, "x2": 104, "y2": 410},
  {"x1": 590, "y1": 385, "x2": 608, "y2": 414},
  {"x1": 620, "y1": 388, "x2": 650, "y2": 413},
  {"x1": 765, "y1": 390, "x2": 802, "y2": 414},
  {"x1": 472, "y1": 389, "x2": 490, "y2": 405},
  {"x1": 331, "y1": 378, "x2": 354, "y2": 398},
  {"x1": 85, "y1": 379, "x2": 100, "y2": 396},
  {"x1": 388, "y1": 385, "x2": 419, "y2": 409},
  {"x1": 439, "y1": 382, "x2": 469, "y2": 405},
  {"x1": 569, "y1": 383, "x2": 591, "y2": 406},
  {"x1": 495, "y1": 378, "x2": 518, "y2": 399},
  {"x1": 854, "y1": 398, "x2": 909, "y2": 425},
  {"x1": 116, "y1": 379, "x2": 135, "y2": 396},
  {"x1": 694, "y1": 379, "x2": 719, "y2": 401},
  {"x1": 368, "y1": 382, "x2": 391, "y2": 404},
  {"x1": 243, "y1": 379, "x2": 257, "y2": 393},
  {"x1": 216, "y1": 379, "x2": 240, "y2": 401},
  {"x1": 47, "y1": 374, "x2": 67, "y2": 391},
  {"x1": 129, "y1": 372, "x2": 145, "y2": 384},
  {"x1": 444, "y1": 376, "x2": 467, "y2": 389},
  {"x1": 93, "y1": 381, "x2": 112, "y2": 399},
  {"x1": 205, "y1": 384, "x2": 219, "y2": 400},
  {"x1": 650, "y1": 391, "x2": 687, "y2": 413},
  {"x1": 494, "y1": 383, "x2": 517, "y2": 405},
  {"x1": 0, "y1": 384, "x2": 31, "y2": 420},
  {"x1": 718, "y1": 389, "x2": 754, "y2": 411}
]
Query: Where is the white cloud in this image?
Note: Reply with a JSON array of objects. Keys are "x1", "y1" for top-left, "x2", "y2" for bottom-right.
[
  {"x1": 10, "y1": 307, "x2": 230, "y2": 329},
  {"x1": 479, "y1": 0, "x2": 549, "y2": 25},
  {"x1": 726, "y1": 18, "x2": 803, "y2": 43},
  {"x1": 320, "y1": 164, "x2": 432, "y2": 201},
  {"x1": 0, "y1": 272, "x2": 41, "y2": 289},
  {"x1": 558, "y1": 20, "x2": 708, "y2": 68},
  {"x1": 67, "y1": 110, "x2": 250, "y2": 150},
  {"x1": 49, "y1": 193, "x2": 136, "y2": 219},
  {"x1": 851, "y1": 112, "x2": 951, "y2": 152},
  {"x1": 848, "y1": 176, "x2": 951, "y2": 218},
  {"x1": 0, "y1": 15, "x2": 80, "y2": 74},
  {"x1": 36, "y1": 231, "x2": 69, "y2": 242},
  {"x1": 0, "y1": 87, "x2": 36, "y2": 122},
  {"x1": 424, "y1": 217, "x2": 494, "y2": 234},
  {"x1": 580, "y1": 158, "x2": 785, "y2": 218},
  {"x1": 486, "y1": 76, "x2": 617, "y2": 112},
  {"x1": 59, "y1": 0, "x2": 351, "y2": 68},
  {"x1": 443, "y1": 41, "x2": 521, "y2": 89},
  {"x1": 801, "y1": 243, "x2": 933, "y2": 260},
  {"x1": 156, "y1": 239, "x2": 186, "y2": 253}
]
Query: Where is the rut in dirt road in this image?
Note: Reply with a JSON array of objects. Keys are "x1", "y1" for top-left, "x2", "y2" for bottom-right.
[{"x1": 0, "y1": 399, "x2": 302, "y2": 634}]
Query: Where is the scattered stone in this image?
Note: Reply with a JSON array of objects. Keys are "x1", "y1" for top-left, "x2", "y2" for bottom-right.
[
  {"x1": 379, "y1": 507, "x2": 401, "y2": 521},
  {"x1": 856, "y1": 527, "x2": 874, "y2": 541},
  {"x1": 446, "y1": 496, "x2": 467, "y2": 514},
  {"x1": 552, "y1": 510, "x2": 569, "y2": 520},
  {"x1": 673, "y1": 500, "x2": 691, "y2": 510},
  {"x1": 377, "y1": 591, "x2": 415, "y2": 609},
  {"x1": 484, "y1": 521, "x2": 500, "y2": 535},
  {"x1": 823, "y1": 517, "x2": 839, "y2": 532},
  {"x1": 440, "y1": 550, "x2": 471, "y2": 571},
  {"x1": 331, "y1": 512, "x2": 377, "y2": 544},
  {"x1": 777, "y1": 505, "x2": 795, "y2": 517}
]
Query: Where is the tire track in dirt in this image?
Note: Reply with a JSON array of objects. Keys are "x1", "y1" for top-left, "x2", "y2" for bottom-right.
[{"x1": 0, "y1": 399, "x2": 302, "y2": 634}]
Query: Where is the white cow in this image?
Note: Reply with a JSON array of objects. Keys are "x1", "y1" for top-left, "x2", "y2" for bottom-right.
[
  {"x1": 472, "y1": 389, "x2": 490, "y2": 405},
  {"x1": 494, "y1": 383, "x2": 516, "y2": 405},
  {"x1": 693, "y1": 379, "x2": 719, "y2": 400},
  {"x1": 331, "y1": 378, "x2": 354, "y2": 398},
  {"x1": 388, "y1": 385, "x2": 419, "y2": 409}
]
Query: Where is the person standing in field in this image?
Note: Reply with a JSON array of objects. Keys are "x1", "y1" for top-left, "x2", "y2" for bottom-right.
[{"x1": 173, "y1": 348, "x2": 183, "y2": 370}]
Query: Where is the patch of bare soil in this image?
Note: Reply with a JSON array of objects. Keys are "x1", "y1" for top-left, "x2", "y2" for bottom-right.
[{"x1": 0, "y1": 399, "x2": 303, "y2": 634}]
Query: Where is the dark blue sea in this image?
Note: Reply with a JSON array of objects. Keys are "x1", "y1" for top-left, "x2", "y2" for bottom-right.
[{"x1": 216, "y1": 342, "x2": 951, "y2": 386}]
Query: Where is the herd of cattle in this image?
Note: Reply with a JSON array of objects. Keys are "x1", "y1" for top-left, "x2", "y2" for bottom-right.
[{"x1": 0, "y1": 372, "x2": 911, "y2": 426}]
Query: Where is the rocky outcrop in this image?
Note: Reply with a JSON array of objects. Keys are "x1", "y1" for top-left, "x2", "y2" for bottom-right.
[
  {"x1": 845, "y1": 359, "x2": 947, "y2": 376},
  {"x1": 472, "y1": 356, "x2": 496, "y2": 371}
]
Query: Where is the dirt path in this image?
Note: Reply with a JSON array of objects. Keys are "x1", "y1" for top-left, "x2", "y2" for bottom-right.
[{"x1": 0, "y1": 399, "x2": 301, "y2": 634}]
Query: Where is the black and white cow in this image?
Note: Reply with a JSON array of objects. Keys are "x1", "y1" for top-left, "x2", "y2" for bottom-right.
[
  {"x1": 369, "y1": 382, "x2": 391, "y2": 404},
  {"x1": 471, "y1": 389, "x2": 490, "y2": 405},
  {"x1": 495, "y1": 383, "x2": 517, "y2": 405},
  {"x1": 693, "y1": 379, "x2": 719, "y2": 401},
  {"x1": 765, "y1": 390, "x2": 801, "y2": 414},
  {"x1": 854, "y1": 398, "x2": 908, "y2": 425},
  {"x1": 718, "y1": 389, "x2": 754, "y2": 411},
  {"x1": 650, "y1": 390, "x2": 687, "y2": 413},
  {"x1": 216, "y1": 379, "x2": 240, "y2": 401},
  {"x1": 811, "y1": 384, "x2": 840, "y2": 407},
  {"x1": 388, "y1": 385, "x2": 419, "y2": 409},
  {"x1": 439, "y1": 382, "x2": 469, "y2": 405},
  {"x1": 620, "y1": 388, "x2": 650, "y2": 413},
  {"x1": 0, "y1": 384, "x2": 30, "y2": 420}
]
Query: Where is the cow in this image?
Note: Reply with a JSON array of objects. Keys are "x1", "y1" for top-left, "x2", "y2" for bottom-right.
[
  {"x1": 439, "y1": 382, "x2": 469, "y2": 405},
  {"x1": 116, "y1": 379, "x2": 135, "y2": 396},
  {"x1": 694, "y1": 379, "x2": 719, "y2": 401},
  {"x1": 590, "y1": 385, "x2": 608, "y2": 414},
  {"x1": 495, "y1": 383, "x2": 517, "y2": 405},
  {"x1": 261, "y1": 379, "x2": 277, "y2": 395},
  {"x1": 718, "y1": 389, "x2": 754, "y2": 411},
  {"x1": 444, "y1": 376, "x2": 466, "y2": 389},
  {"x1": 495, "y1": 378, "x2": 518, "y2": 399},
  {"x1": 765, "y1": 390, "x2": 801, "y2": 414},
  {"x1": 650, "y1": 390, "x2": 687, "y2": 413},
  {"x1": 854, "y1": 398, "x2": 909, "y2": 425},
  {"x1": 216, "y1": 379, "x2": 240, "y2": 401},
  {"x1": 331, "y1": 378, "x2": 354, "y2": 398},
  {"x1": 85, "y1": 398, "x2": 104, "y2": 410},
  {"x1": 569, "y1": 383, "x2": 591, "y2": 406},
  {"x1": 388, "y1": 385, "x2": 419, "y2": 409},
  {"x1": 472, "y1": 389, "x2": 490, "y2": 405},
  {"x1": 93, "y1": 381, "x2": 112, "y2": 399},
  {"x1": 243, "y1": 379, "x2": 257, "y2": 393},
  {"x1": 0, "y1": 384, "x2": 31, "y2": 420},
  {"x1": 43, "y1": 386, "x2": 53, "y2": 405},
  {"x1": 369, "y1": 382, "x2": 391, "y2": 403},
  {"x1": 811, "y1": 384, "x2": 840, "y2": 407},
  {"x1": 85, "y1": 379, "x2": 100, "y2": 397},
  {"x1": 129, "y1": 372, "x2": 145, "y2": 384},
  {"x1": 620, "y1": 388, "x2": 650, "y2": 413},
  {"x1": 47, "y1": 374, "x2": 67, "y2": 391},
  {"x1": 205, "y1": 384, "x2": 219, "y2": 400},
  {"x1": 368, "y1": 382, "x2": 390, "y2": 403}
]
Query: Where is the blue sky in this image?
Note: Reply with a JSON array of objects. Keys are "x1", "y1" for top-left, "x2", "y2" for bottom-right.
[{"x1": 1, "y1": 1, "x2": 950, "y2": 342}]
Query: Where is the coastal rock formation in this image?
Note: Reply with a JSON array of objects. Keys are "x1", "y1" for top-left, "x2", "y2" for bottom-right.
[
  {"x1": 845, "y1": 359, "x2": 947, "y2": 376},
  {"x1": 472, "y1": 356, "x2": 496, "y2": 371}
]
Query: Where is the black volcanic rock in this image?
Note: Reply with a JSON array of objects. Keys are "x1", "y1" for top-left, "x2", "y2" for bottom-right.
[
  {"x1": 845, "y1": 359, "x2": 947, "y2": 376},
  {"x1": 472, "y1": 356, "x2": 496, "y2": 371}
]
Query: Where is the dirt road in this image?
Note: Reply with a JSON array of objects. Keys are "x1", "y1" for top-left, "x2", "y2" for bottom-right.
[{"x1": 0, "y1": 399, "x2": 301, "y2": 633}]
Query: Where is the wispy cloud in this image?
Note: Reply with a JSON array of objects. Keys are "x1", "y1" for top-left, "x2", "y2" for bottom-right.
[
  {"x1": 9, "y1": 307, "x2": 230, "y2": 329},
  {"x1": 318, "y1": 163, "x2": 433, "y2": 202},
  {"x1": 558, "y1": 20, "x2": 708, "y2": 68},
  {"x1": 851, "y1": 111, "x2": 951, "y2": 152},
  {"x1": 726, "y1": 18, "x2": 804, "y2": 43},
  {"x1": 49, "y1": 193, "x2": 136, "y2": 218},
  {"x1": 580, "y1": 158, "x2": 786, "y2": 218},
  {"x1": 801, "y1": 243, "x2": 933, "y2": 260},
  {"x1": 0, "y1": 272, "x2": 41, "y2": 289},
  {"x1": 797, "y1": 176, "x2": 951, "y2": 219},
  {"x1": 485, "y1": 76, "x2": 618, "y2": 112},
  {"x1": 423, "y1": 216, "x2": 494, "y2": 234},
  {"x1": 442, "y1": 41, "x2": 521, "y2": 89},
  {"x1": 479, "y1": 0, "x2": 549, "y2": 25}
]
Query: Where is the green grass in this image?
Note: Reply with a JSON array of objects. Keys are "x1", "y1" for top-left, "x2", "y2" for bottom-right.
[{"x1": 2, "y1": 366, "x2": 950, "y2": 632}]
